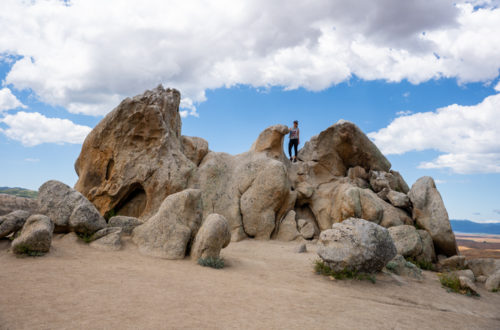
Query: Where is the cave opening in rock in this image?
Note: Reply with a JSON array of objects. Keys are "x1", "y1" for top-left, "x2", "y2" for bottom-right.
[{"x1": 114, "y1": 183, "x2": 147, "y2": 218}]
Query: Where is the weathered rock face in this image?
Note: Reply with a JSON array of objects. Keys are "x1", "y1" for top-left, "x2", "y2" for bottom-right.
[
  {"x1": 193, "y1": 128, "x2": 291, "y2": 241},
  {"x1": 132, "y1": 189, "x2": 202, "y2": 259},
  {"x1": 11, "y1": 215, "x2": 54, "y2": 254},
  {"x1": 190, "y1": 214, "x2": 231, "y2": 260},
  {"x1": 75, "y1": 86, "x2": 197, "y2": 219},
  {"x1": 37, "y1": 180, "x2": 106, "y2": 235},
  {"x1": 0, "y1": 210, "x2": 31, "y2": 238},
  {"x1": 298, "y1": 121, "x2": 391, "y2": 184},
  {"x1": 0, "y1": 194, "x2": 38, "y2": 216},
  {"x1": 317, "y1": 218, "x2": 397, "y2": 273},
  {"x1": 387, "y1": 225, "x2": 435, "y2": 263},
  {"x1": 408, "y1": 177, "x2": 457, "y2": 256}
]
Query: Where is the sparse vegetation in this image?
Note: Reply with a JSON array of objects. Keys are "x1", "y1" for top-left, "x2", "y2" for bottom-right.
[
  {"x1": 76, "y1": 232, "x2": 93, "y2": 243},
  {"x1": 314, "y1": 260, "x2": 376, "y2": 283},
  {"x1": 104, "y1": 208, "x2": 117, "y2": 221},
  {"x1": 438, "y1": 273, "x2": 479, "y2": 296},
  {"x1": 198, "y1": 256, "x2": 225, "y2": 269},
  {"x1": 405, "y1": 257, "x2": 435, "y2": 271},
  {"x1": 15, "y1": 245, "x2": 45, "y2": 257},
  {"x1": 0, "y1": 187, "x2": 38, "y2": 199}
]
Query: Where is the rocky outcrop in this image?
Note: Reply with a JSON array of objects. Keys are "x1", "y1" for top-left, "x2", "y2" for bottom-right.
[
  {"x1": 385, "y1": 255, "x2": 422, "y2": 279},
  {"x1": 0, "y1": 210, "x2": 31, "y2": 238},
  {"x1": 132, "y1": 189, "x2": 202, "y2": 259},
  {"x1": 193, "y1": 126, "x2": 291, "y2": 241},
  {"x1": 0, "y1": 194, "x2": 38, "y2": 216},
  {"x1": 190, "y1": 214, "x2": 231, "y2": 260},
  {"x1": 37, "y1": 180, "x2": 106, "y2": 235},
  {"x1": 408, "y1": 177, "x2": 457, "y2": 256},
  {"x1": 11, "y1": 215, "x2": 54, "y2": 254},
  {"x1": 317, "y1": 218, "x2": 397, "y2": 273},
  {"x1": 75, "y1": 86, "x2": 197, "y2": 219},
  {"x1": 71, "y1": 86, "x2": 457, "y2": 262}
]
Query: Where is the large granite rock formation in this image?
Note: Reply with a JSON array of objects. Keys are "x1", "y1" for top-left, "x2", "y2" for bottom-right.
[
  {"x1": 74, "y1": 85, "x2": 198, "y2": 219},
  {"x1": 73, "y1": 86, "x2": 458, "y2": 260}
]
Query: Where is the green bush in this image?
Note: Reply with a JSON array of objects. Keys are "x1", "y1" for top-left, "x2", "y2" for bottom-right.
[
  {"x1": 314, "y1": 260, "x2": 376, "y2": 283},
  {"x1": 198, "y1": 256, "x2": 225, "y2": 269},
  {"x1": 438, "y1": 273, "x2": 479, "y2": 296}
]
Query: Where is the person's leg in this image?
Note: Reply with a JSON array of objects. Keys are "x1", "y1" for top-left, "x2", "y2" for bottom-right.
[
  {"x1": 293, "y1": 139, "x2": 298, "y2": 160},
  {"x1": 288, "y1": 140, "x2": 293, "y2": 159}
]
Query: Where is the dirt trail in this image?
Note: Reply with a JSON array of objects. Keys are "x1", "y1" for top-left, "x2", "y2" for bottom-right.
[{"x1": 1, "y1": 235, "x2": 499, "y2": 330}]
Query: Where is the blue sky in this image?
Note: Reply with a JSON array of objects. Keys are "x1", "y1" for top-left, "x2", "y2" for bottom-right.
[{"x1": 1, "y1": 0, "x2": 500, "y2": 223}]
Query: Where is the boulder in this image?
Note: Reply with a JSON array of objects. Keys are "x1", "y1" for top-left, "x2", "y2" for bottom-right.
[
  {"x1": 450, "y1": 269, "x2": 475, "y2": 282},
  {"x1": 0, "y1": 193, "x2": 38, "y2": 216},
  {"x1": 467, "y1": 258, "x2": 500, "y2": 277},
  {"x1": 108, "y1": 216, "x2": 142, "y2": 235},
  {"x1": 387, "y1": 190, "x2": 410, "y2": 209},
  {"x1": 37, "y1": 180, "x2": 106, "y2": 235},
  {"x1": 249, "y1": 124, "x2": 290, "y2": 162},
  {"x1": 74, "y1": 86, "x2": 197, "y2": 219},
  {"x1": 190, "y1": 214, "x2": 231, "y2": 260},
  {"x1": 11, "y1": 215, "x2": 54, "y2": 255},
  {"x1": 437, "y1": 255, "x2": 467, "y2": 271},
  {"x1": 132, "y1": 189, "x2": 202, "y2": 259},
  {"x1": 298, "y1": 120, "x2": 391, "y2": 184},
  {"x1": 417, "y1": 229, "x2": 436, "y2": 263},
  {"x1": 0, "y1": 210, "x2": 31, "y2": 238},
  {"x1": 317, "y1": 218, "x2": 397, "y2": 273},
  {"x1": 485, "y1": 271, "x2": 500, "y2": 292},
  {"x1": 408, "y1": 176, "x2": 457, "y2": 256},
  {"x1": 459, "y1": 276, "x2": 479, "y2": 295},
  {"x1": 347, "y1": 166, "x2": 370, "y2": 188},
  {"x1": 476, "y1": 275, "x2": 488, "y2": 283},
  {"x1": 181, "y1": 136, "x2": 209, "y2": 166},
  {"x1": 385, "y1": 255, "x2": 422, "y2": 279},
  {"x1": 388, "y1": 225, "x2": 422, "y2": 258},
  {"x1": 90, "y1": 227, "x2": 122, "y2": 251},
  {"x1": 297, "y1": 219, "x2": 315, "y2": 239},
  {"x1": 276, "y1": 211, "x2": 300, "y2": 241}
]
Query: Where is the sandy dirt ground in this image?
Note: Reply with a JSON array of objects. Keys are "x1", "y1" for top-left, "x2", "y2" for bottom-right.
[
  {"x1": 456, "y1": 233, "x2": 500, "y2": 259},
  {"x1": 1, "y1": 234, "x2": 499, "y2": 330}
]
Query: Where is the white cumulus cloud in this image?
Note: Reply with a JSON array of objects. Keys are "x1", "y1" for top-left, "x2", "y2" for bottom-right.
[
  {"x1": 0, "y1": 87, "x2": 26, "y2": 113},
  {"x1": 0, "y1": 0, "x2": 499, "y2": 116},
  {"x1": 0, "y1": 111, "x2": 92, "y2": 146},
  {"x1": 368, "y1": 92, "x2": 500, "y2": 174}
]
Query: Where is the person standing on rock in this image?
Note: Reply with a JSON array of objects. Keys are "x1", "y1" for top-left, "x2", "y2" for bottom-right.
[{"x1": 288, "y1": 120, "x2": 300, "y2": 162}]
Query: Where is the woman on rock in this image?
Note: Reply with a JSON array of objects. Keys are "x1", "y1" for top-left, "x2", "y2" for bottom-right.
[{"x1": 288, "y1": 120, "x2": 300, "y2": 162}]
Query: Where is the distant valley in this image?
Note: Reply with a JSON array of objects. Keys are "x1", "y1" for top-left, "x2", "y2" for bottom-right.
[{"x1": 451, "y1": 220, "x2": 500, "y2": 235}]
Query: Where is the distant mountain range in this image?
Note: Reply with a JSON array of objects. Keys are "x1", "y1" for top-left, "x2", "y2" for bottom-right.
[
  {"x1": 450, "y1": 220, "x2": 500, "y2": 235},
  {"x1": 0, "y1": 186, "x2": 38, "y2": 199}
]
